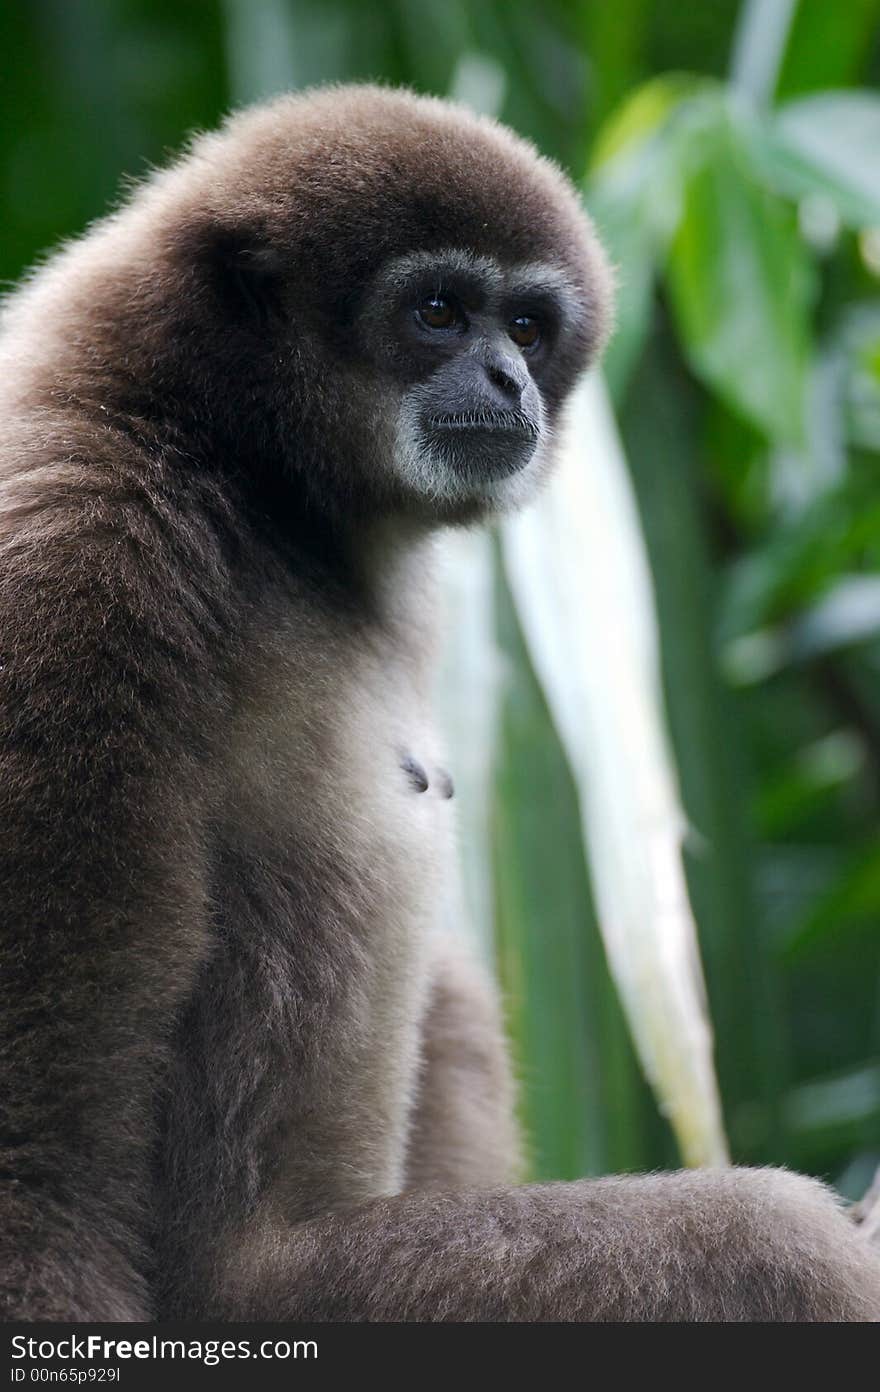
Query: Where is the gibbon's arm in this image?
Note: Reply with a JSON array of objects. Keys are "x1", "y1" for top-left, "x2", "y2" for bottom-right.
[
  {"x1": 215, "y1": 1168, "x2": 880, "y2": 1322},
  {"x1": 403, "y1": 942, "x2": 522, "y2": 1192},
  {"x1": 396, "y1": 951, "x2": 880, "y2": 1320},
  {"x1": 0, "y1": 450, "x2": 215, "y2": 1320}
]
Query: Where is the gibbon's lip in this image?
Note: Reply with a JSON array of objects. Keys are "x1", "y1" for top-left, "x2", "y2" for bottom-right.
[
  {"x1": 423, "y1": 410, "x2": 540, "y2": 480},
  {"x1": 427, "y1": 410, "x2": 540, "y2": 440}
]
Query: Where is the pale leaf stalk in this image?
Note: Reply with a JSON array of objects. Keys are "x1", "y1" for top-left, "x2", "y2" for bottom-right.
[{"x1": 501, "y1": 372, "x2": 729, "y2": 1166}]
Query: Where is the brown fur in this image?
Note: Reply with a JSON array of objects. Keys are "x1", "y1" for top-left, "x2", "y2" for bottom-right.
[
  {"x1": 403, "y1": 945, "x2": 523, "y2": 1192},
  {"x1": 0, "y1": 85, "x2": 878, "y2": 1322}
]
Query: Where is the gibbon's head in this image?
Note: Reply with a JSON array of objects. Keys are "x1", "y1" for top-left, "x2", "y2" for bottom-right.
[{"x1": 33, "y1": 85, "x2": 613, "y2": 526}]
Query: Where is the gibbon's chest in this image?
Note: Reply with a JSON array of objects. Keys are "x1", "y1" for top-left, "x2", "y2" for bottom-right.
[{"x1": 223, "y1": 609, "x2": 455, "y2": 947}]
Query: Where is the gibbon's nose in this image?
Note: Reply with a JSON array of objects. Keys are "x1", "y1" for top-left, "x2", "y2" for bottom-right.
[{"x1": 483, "y1": 350, "x2": 528, "y2": 406}]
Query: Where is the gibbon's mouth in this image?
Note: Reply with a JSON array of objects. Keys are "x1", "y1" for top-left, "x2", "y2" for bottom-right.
[
  {"x1": 427, "y1": 410, "x2": 540, "y2": 440},
  {"x1": 423, "y1": 410, "x2": 540, "y2": 480}
]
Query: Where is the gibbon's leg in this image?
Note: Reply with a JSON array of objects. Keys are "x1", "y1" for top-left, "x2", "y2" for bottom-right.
[
  {"x1": 403, "y1": 942, "x2": 522, "y2": 1191},
  {"x1": 217, "y1": 1167, "x2": 880, "y2": 1321}
]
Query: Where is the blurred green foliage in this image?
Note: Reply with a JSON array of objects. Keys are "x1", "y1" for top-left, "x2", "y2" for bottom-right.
[{"x1": 2, "y1": 0, "x2": 879, "y2": 1194}]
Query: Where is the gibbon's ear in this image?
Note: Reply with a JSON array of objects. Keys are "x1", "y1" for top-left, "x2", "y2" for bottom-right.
[{"x1": 191, "y1": 222, "x2": 287, "y2": 328}]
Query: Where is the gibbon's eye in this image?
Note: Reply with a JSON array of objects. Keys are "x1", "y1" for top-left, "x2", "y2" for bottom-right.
[
  {"x1": 508, "y1": 315, "x2": 541, "y2": 350},
  {"x1": 416, "y1": 295, "x2": 461, "y2": 330}
]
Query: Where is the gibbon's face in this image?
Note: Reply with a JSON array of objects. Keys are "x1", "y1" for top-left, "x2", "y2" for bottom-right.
[{"x1": 355, "y1": 248, "x2": 586, "y2": 516}]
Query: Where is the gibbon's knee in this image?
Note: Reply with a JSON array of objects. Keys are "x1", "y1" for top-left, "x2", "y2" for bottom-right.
[
  {"x1": 634, "y1": 1167, "x2": 880, "y2": 1321},
  {"x1": 404, "y1": 944, "x2": 522, "y2": 1190},
  {"x1": 732, "y1": 1167, "x2": 880, "y2": 1320}
]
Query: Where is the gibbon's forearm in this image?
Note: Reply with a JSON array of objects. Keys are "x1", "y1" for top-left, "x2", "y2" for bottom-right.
[{"x1": 211, "y1": 1171, "x2": 880, "y2": 1323}]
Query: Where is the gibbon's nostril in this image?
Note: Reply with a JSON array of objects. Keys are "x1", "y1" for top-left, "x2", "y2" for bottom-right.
[{"x1": 485, "y1": 359, "x2": 525, "y2": 403}]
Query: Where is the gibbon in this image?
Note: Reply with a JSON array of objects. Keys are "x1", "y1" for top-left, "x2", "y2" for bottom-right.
[{"x1": 0, "y1": 85, "x2": 878, "y2": 1321}]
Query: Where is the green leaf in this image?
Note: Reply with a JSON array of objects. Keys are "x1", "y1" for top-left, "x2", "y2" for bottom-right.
[
  {"x1": 755, "y1": 730, "x2": 865, "y2": 838},
  {"x1": 764, "y1": 92, "x2": 880, "y2": 228},
  {"x1": 784, "y1": 842, "x2": 880, "y2": 957},
  {"x1": 666, "y1": 110, "x2": 814, "y2": 445},
  {"x1": 788, "y1": 576, "x2": 880, "y2": 661},
  {"x1": 776, "y1": 0, "x2": 880, "y2": 101},
  {"x1": 588, "y1": 183, "x2": 658, "y2": 401},
  {"x1": 719, "y1": 480, "x2": 880, "y2": 674},
  {"x1": 591, "y1": 73, "x2": 699, "y2": 169},
  {"x1": 784, "y1": 1062, "x2": 880, "y2": 1142},
  {"x1": 588, "y1": 77, "x2": 704, "y2": 396},
  {"x1": 838, "y1": 303, "x2": 880, "y2": 453}
]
